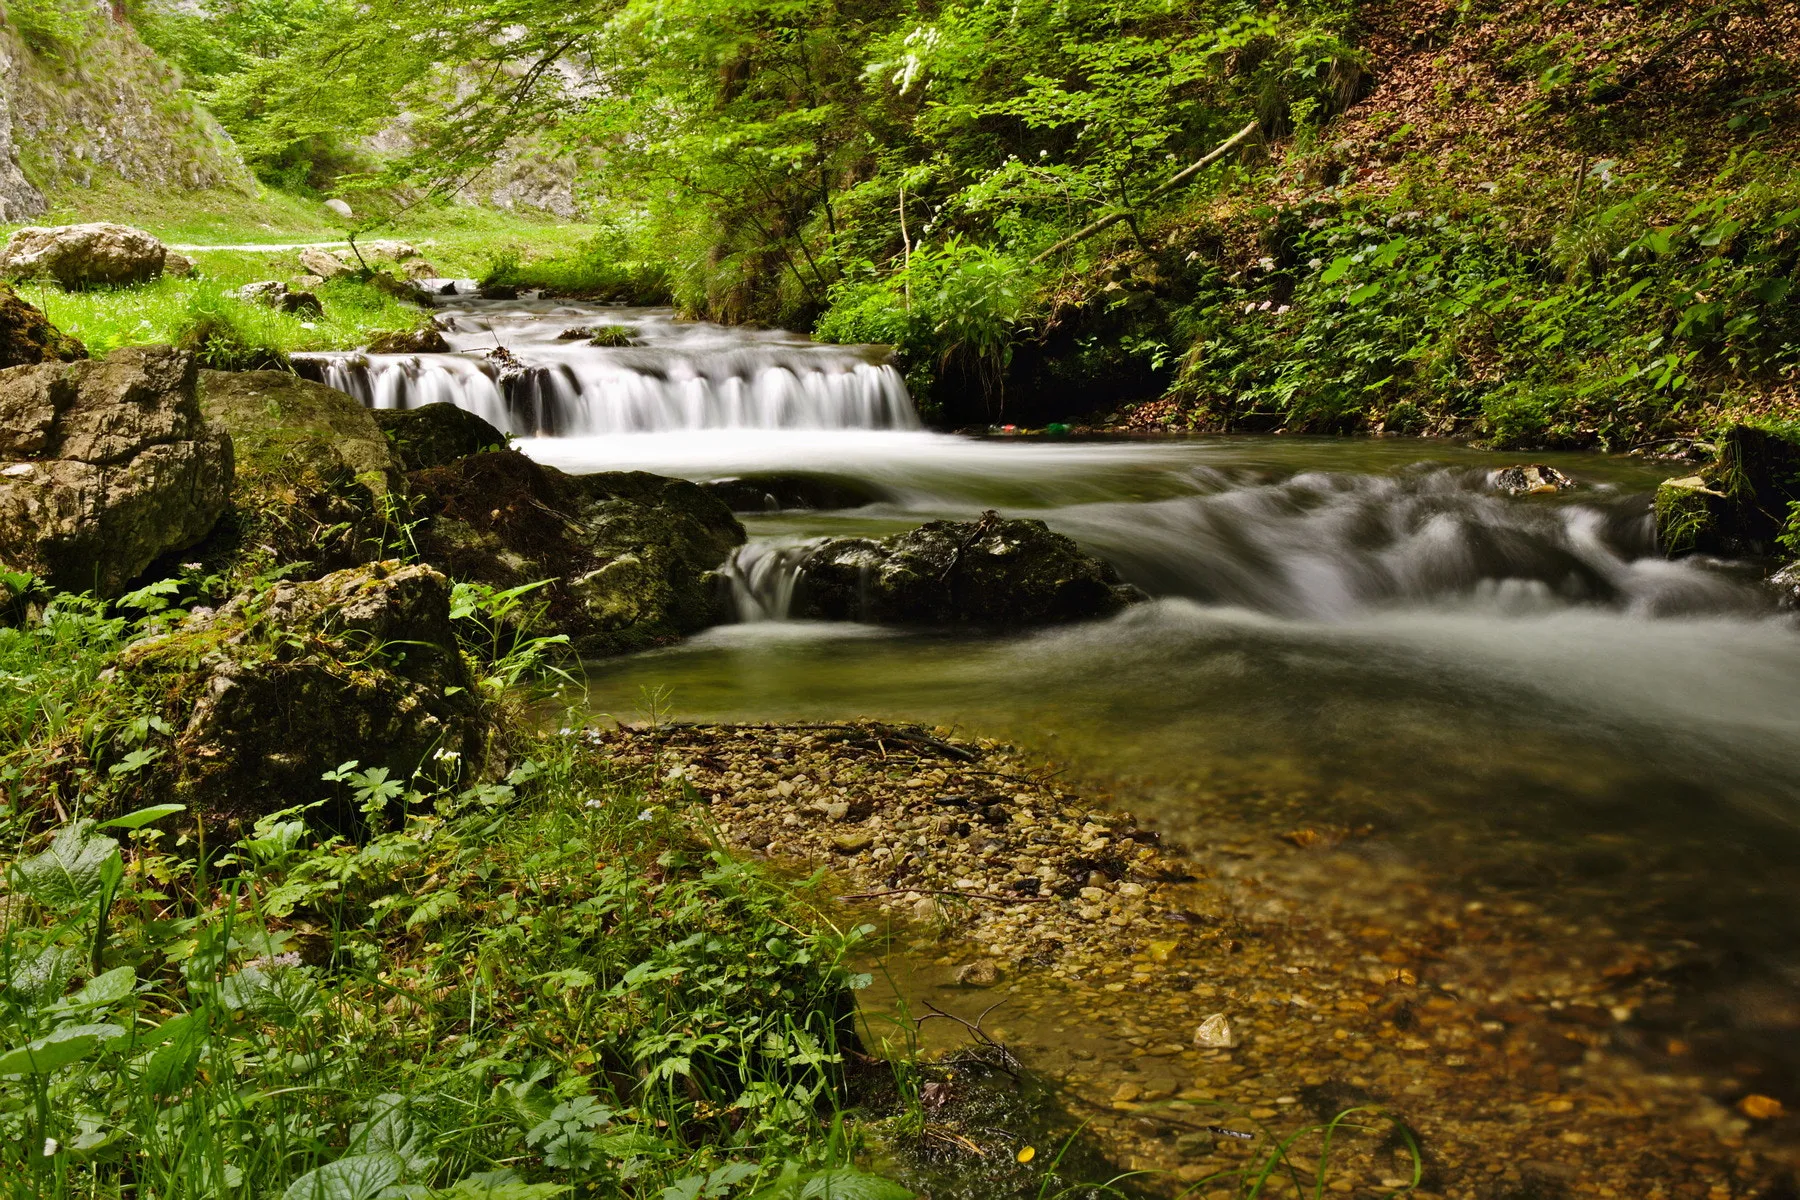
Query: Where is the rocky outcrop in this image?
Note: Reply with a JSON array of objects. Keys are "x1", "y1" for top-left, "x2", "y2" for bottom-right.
[
  {"x1": 0, "y1": 223, "x2": 167, "y2": 287},
  {"x1": 0, "y1": 282, "x2": 86, "y2": 368},
  {"x1": 0, "y1": 24, "x2": 252, "y2": 206},
  {"x1": 299, "y1": 247, "x2": 352, "y2": 279},
  {"x1": 371, "y1": 402, "x2": 505, "y2": 471},
  {"x1": 1655, "y1": 425, "x2": 1800, "y2": 557},
  {"x1": 406, "y1": 450, "x2": 746, "y2": 655},
  {"x1": 116, "y1": 561, "x2": 494, "y2": 831},
  {"x1": 790, "y1": 514, "x2": 1141, "y2": 626},
  {"x1": 0, "y1": 347, "x2": 231, "y2": 596},
  {"x1": 196, "y1": 370, "x2": 399, "y2": 577},
  {"x1": 1493, "y1": 464, "x2": 1573, "y2": 496}
]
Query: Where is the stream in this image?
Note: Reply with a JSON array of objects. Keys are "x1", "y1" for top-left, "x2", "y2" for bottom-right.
[{"x1": 302, "y1": 299, "x2": 1800, "y2": 1194}]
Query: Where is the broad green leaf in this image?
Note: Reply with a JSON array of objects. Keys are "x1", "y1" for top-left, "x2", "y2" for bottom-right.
[
  {"x1": 432, "y1": 1170, "x2": 566, "y2": 1199},
  {"x1": 53, "y1": 966, "x2": 137, "y2": 1014},
  {"x1": 282, "y1": 1151, "x2": 407, "y2": 1200},
  {"x1": 796, "y1": 1172, "x2": 912, "y2": 1200},
  {"x1": 9, "y1": 820, "x2": 122, "y2": 908},
  {"x1": 1346, "y1": 282, "x2": 1382, "y2": 305},
  {"x1": 143, "y1": 1012, "x2": 208, "y2": 1097},
  {"x1": 0, "y1": 1023, "x2": 124, "y2": 1076},
  {"x1": 6, "y1": 944, "x2": 83, "y2": 1006},
  {"x1": 99, "y1": 804, "x2": 186, "y2": 830},
  {"x1": 1319, "y1": 255, "x2": 1352, "y2": 284}
]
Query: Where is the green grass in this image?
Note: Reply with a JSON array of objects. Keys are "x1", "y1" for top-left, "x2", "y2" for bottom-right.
[{"x1": 19, "y1": 270, "x2": 423, "y2": 362}]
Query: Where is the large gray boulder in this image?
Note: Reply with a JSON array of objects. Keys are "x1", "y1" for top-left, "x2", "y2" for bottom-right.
[
  {"x1": 115, "y1": 561, "x2": 494, "y2": 833},
  {"x1": 0, "y1": 223, "x2": 168, "y2": 287},
  {"x1": 0, "y1": 347, "x2": 232, "y2": 596},
  {"x1": 791, "y1": 514, "x2": 1141, "y2": 626}
]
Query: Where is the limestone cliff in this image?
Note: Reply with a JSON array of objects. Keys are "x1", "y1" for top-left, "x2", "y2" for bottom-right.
[{"x1": 0, "y1": 19, "x2": 252, "y2": 219}]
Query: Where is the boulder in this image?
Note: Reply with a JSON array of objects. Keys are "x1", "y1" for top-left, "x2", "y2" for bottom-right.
[
  {"x1": 361, "y1": 240, "x2": 419, "y2": 262},
  {"x1": 236, "y1": 280, "x2": 323, "y2": 317},
  {"x1": 700, "y1": 471, "x2": 892, "y2": 513},
  {"x1": 0, "y1": 223, "x2": 168, "y2": 287},
  {"x1": 196, "y1": 370, "x2": 400, "y2": 577},
  {"x1": 406, "y1": 450, "x2": 746, "y2": 655},
  {"x1": 790, "y1": 513, "x2": 1141, "y2": 626},
  {"x1": 0, "y1": 347, "x2": 232, "y2": 596},
  {"x1": 371, "y1": 402, "x2": 505, "y2": 471},
  {"x1": 298, "y1": 246, "x2": 352, "y2": 279},
  {"x1": 324, "y1": 198, "x2": 354, "y2": 219},
  {"x1": 402, "y1": 261, "x2": 440, "y2": 281},
  {"x1": 0, "y1": 282, "x2": 87, "y2": 369},
  {"x1": 115, "y1": 561, "x2": 494, "y2": 832},
  {"x1": 1493, "y1": 464, "x2": 1573, "y2": 496},
  {"x1": 1655, "y1": 424, "x2": 1800, "y2": 557},
  {"x1": 164, "y1": 252, "x2": 195, "y2": 278},
  {"x1": 365, "y1": 327, "x2": 451, "y2": 355},
  {"x1": 1770, "y1": 561, "x2": 1800, "y2": 610}
]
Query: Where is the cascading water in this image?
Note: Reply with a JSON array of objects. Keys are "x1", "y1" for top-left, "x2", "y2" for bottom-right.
[
  {"x1": 295, "y1": 298, "x2": 918, "y2": 435},
  {"x1": 717, "y1": 459, "x2": 1769, "y2": 623}
]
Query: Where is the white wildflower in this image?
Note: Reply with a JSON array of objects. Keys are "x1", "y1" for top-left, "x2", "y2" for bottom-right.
[
  {"x1": 636, "y1": 808, "x2": 654, "y2": 822},
  {"x1": 43, "y1": 1138, "x2": 58, "y2": 1157}
]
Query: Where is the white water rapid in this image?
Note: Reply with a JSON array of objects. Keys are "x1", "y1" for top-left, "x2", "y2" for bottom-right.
[{"x1": 296, "y1": 300, "x2": 917, "y2": 436}]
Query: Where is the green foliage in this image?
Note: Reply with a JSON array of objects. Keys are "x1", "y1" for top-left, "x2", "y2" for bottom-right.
[
  {"x1": 2, "y1": 0, "x2": 100, "y2": 60},
  {"x1": 1163, "y1": 156, "x2": 1800, "y2": 446},
  {"x1": 0, "y1": 736, "x2": 880, "y2": 1196},
  {"x1": 173, "y1": 289, "x2": 293, "y2": 371},
  {"x1": 818, "y1": 240, "x2": 1037, "y2": 411}
]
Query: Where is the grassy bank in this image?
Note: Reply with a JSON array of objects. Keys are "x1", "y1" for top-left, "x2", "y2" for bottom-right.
[
  {"x1": 1, "y1": 198, "x2": 621, "y2": 364},
  {"x1": 0, "y1": 587, "x2": 900, "y2": 1198}
]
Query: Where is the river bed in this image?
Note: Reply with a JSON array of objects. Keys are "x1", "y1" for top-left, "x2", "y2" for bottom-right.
[{"x1": 312, "y1": 299, "x2": 1800, "y2": 1196}]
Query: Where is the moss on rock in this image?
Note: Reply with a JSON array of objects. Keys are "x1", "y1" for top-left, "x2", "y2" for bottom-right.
[
  {"x1": 0, "y1": 281, "x2": 86, "y2": 368},
  {"x1": 371, "y1": 402, "x2": 507, "y2": 471},
  {"x1": 405, "y1": 450, "x2": 746, "y2": 655},
  {"x1": 1655, "y1": 424, "x2": 1800, "y2": 558},
  {"x1": 115, "y1": 560, "x2": 495, "y2": 834},
  {"x1": 195, "y1": 369, "x2": 400, "y2": 580}
]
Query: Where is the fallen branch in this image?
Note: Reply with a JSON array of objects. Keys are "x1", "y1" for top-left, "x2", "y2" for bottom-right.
[{"x1": 1031, "y1": 119, "x2": 1261, "y2": 264}]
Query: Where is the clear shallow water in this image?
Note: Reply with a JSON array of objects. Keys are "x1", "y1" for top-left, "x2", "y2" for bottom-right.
[{"x1": 544, "y1": 429, "x2": 1800, "y2": 1103}]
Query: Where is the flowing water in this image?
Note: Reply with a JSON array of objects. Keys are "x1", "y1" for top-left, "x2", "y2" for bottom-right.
[{"x1": 315, "y1": 299, "x2": 1800, "y2": 1189}]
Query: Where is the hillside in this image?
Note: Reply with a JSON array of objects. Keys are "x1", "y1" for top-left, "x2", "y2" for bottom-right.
[{"x1": 0, "y1": 9, "x2": 253, "y2": 219}]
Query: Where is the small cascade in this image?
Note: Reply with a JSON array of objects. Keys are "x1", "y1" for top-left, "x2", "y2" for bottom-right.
[
  {"x1": 295, "y1": 300, "x2": 918, "y2": 435},
  {"x1": 723, "y1": 539, "x2": 823, "y2": 622}
]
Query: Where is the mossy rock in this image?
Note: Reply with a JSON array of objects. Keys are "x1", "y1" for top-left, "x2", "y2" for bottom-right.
[
  {"x1": 114, "y1": 561, "x2": 496, "y2": 834},
  {"x1": 371, "y1": 402, "x2": 507, "y2": 471},
  {"x1": 1655, "y1": 424, "x2": 1800, "y2": 557},
  {"x1": 792, "y1": 515, "x2": 1143, "y2": 626},
  {"x1": 406, "y1": 450, "x2": 746, "y2": 655},
  {"x1": 365, "y1": 327, "x2": 451, "y2": 354},
  {"x1": 0, "y1": 281, "x2": 86, "y2": 369},
  {"x1": 195, "y1": 370, "x2": 401, "y2": 579}
]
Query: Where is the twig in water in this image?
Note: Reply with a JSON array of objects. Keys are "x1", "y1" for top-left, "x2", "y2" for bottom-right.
[{"x1": 840, "y1": 888, "x2": 1052, "y2": 905}]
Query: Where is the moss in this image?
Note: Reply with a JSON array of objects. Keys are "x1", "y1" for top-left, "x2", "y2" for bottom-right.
[
  {"x1": 371, "y1": 402, "x2": 506, "y2": 471},
  {"x1": 0, "y1": 281, "x2": 87, "y2": 368},
  {"x1": 195, "y1": 369, "x2": 400, "y2": 580}
]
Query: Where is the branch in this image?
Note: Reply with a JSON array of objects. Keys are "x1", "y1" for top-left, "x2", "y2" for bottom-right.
[{"x1": 1030, "y1": 119, "x2": 1260, "y2": 264}]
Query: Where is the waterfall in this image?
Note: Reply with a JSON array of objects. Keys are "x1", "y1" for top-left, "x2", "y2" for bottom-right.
[
  {"x1": 294, "y1": 300, "x2": 919, "y2": 436},
  {"x1": 723, "y1": 539, "x2": 824, "y2": 622}
]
